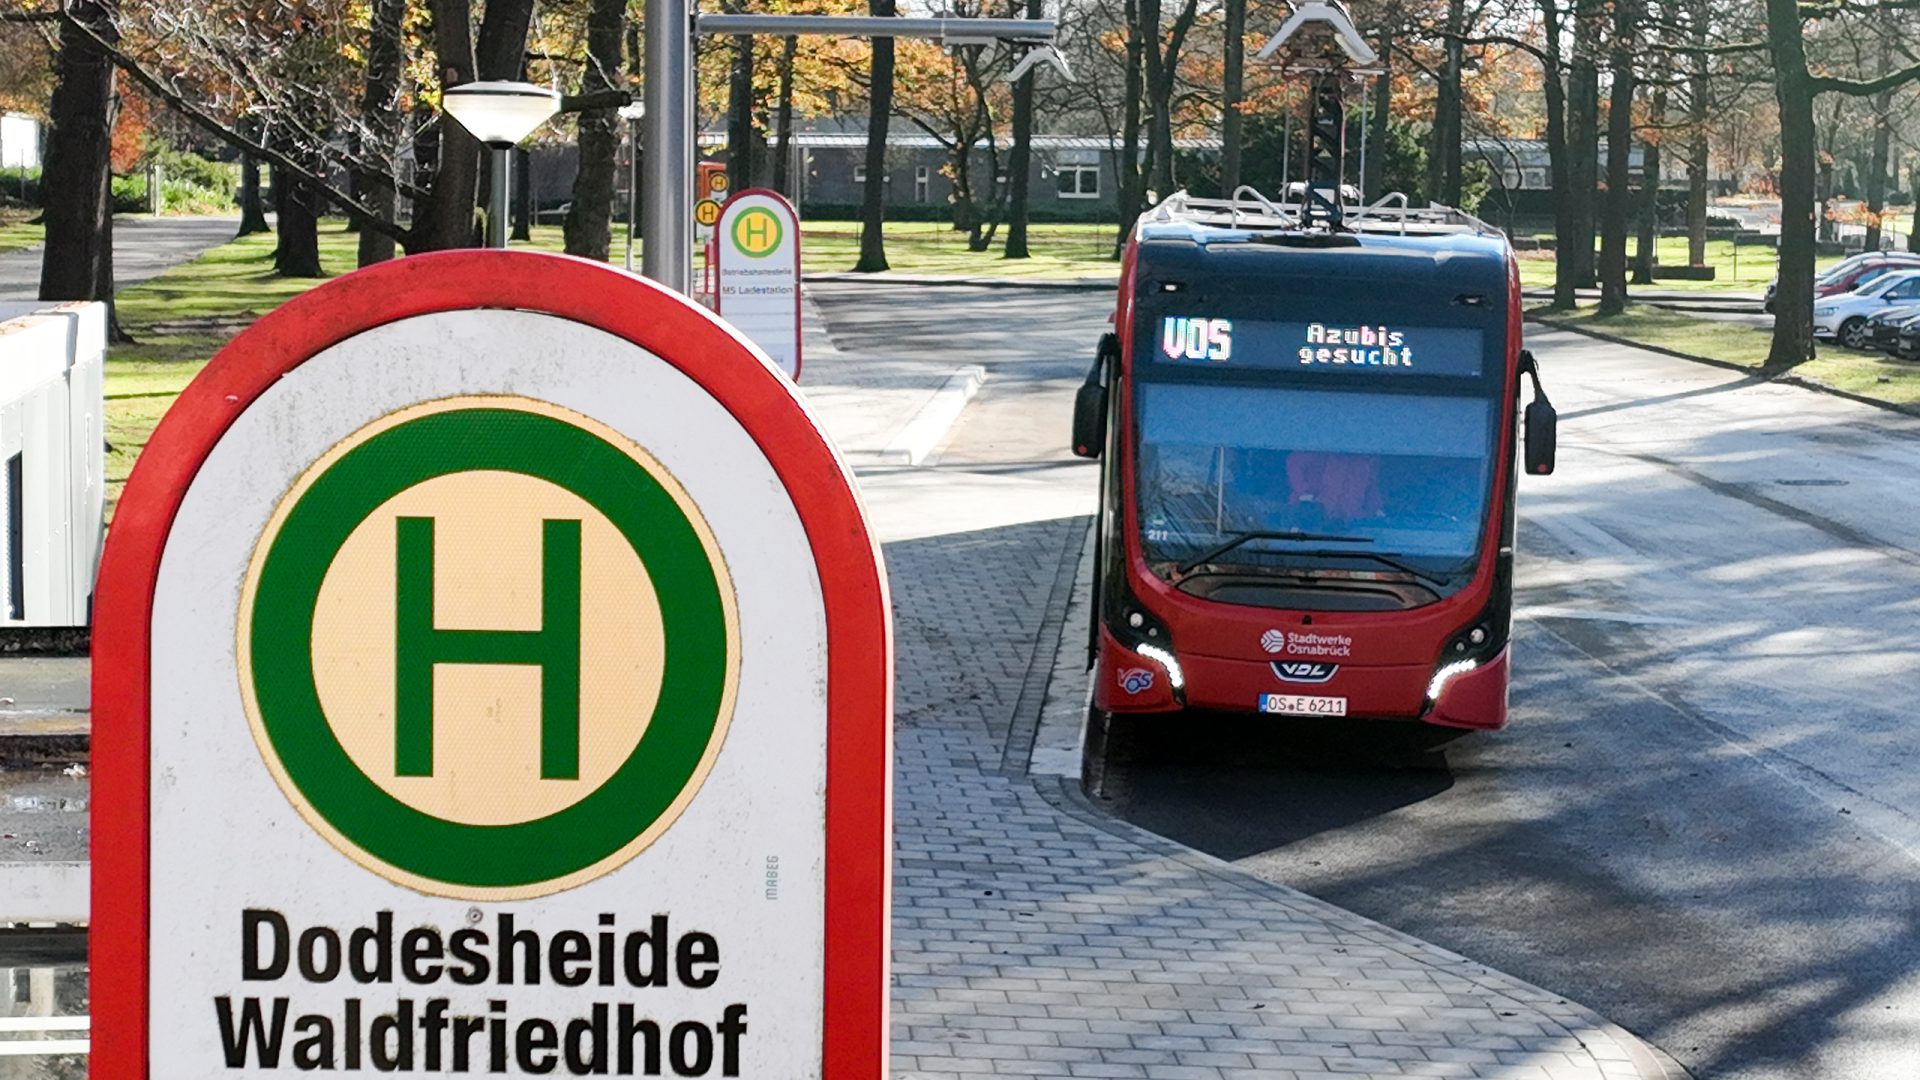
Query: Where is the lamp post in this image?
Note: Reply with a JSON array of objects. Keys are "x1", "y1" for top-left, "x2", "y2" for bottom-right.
[
  {"x1": 442, "y1": 81, "x2": 561, "y2": 249},
  {"x1": 619, "y1": 101, "x2": 645, "y2": 272}
]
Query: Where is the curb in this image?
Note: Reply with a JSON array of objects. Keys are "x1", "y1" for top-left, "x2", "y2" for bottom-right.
[
  {"x1": 1020, "y1": 509, "x2": 1692, "y2": 1080},
  {"x1": 0, "y1": 627, "x2": 91, "y2": 658},
  {"x1": 1526, "y1": 312, "x2": 1920, "y2": 420},
  {"x1": 0, "y1": 862, "x2": 88, "y2": 924},
  {"x1": 874, "y1": 364, "x2": 986, "y2": 465},
  {"x1": 0, "y1": 718, "x2": 90, "y2": 764},
  {"x1": 805, "y1": 271, "x2": 1116, "y2": 292}
]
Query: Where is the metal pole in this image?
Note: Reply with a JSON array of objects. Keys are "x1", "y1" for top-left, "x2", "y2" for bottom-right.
[
  {"x1": 643, "y1": 0, "x2": 693, "y2": 292},
  {"x1": 695, "y1": 13, "x2": 1055, "y2": 39},
  {"x1": 488, "y1": 146, "x2": 510, "y2": 249}
]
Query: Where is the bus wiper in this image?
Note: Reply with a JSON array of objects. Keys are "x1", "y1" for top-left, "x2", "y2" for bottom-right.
[
  {"x1": 1175, "y1": 531, "x2": 1371, "y2": 576},
  {"x1": 1285, "y1": 550, "x2": 1454, "y2": 590},
  {"x1": 1177, "y1": 532, "x2": 1453, "y2": 589}
]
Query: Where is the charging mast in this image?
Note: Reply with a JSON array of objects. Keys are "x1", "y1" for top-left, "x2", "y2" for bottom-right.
[{"x1": 1254, "y1": 1, "x2": 1383, "y2": 229}]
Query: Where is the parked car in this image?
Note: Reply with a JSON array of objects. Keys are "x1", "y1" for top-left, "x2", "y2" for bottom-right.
[
  {"x1": 1813, "y1": 269, "x2": 1920, "y2": 347},
  {"x1": 1765, "y1": 251, "x2": 1920, "y2": 312},
  {"x1": 1898, "y1": 316, "x2": 1920, "y2": 360},
  {"x1": 1860, "y1": 304, "x2": 1920, "y2": 352}
]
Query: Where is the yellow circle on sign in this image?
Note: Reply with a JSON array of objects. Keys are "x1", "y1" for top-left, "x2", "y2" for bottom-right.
[
  {"x1": 708, "y1": 172, "x2": 729, "y2": 193},
  {"x1": 730, "y1": 207, "x2": 784, "y2": 259},
  {"x1": 694, "y1": 199, "x2": 722, "y2": 226}
]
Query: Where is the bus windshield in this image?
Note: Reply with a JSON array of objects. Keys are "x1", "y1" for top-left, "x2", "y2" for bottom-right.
[{"x1": 1135, "y1": 382, "x2": 1493, "y2": 581}]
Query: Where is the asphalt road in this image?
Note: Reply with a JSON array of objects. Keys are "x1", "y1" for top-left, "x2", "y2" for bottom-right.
[
  {"x1": 808, "y1": 284, "x2": 1920, "y2": 1080},
  {"x1": 0, "y1": 214, "x2": 239, "y2": 301},
  {"x1": 1111, "y1": 326, "x2": 1920, "y2": 1080}
]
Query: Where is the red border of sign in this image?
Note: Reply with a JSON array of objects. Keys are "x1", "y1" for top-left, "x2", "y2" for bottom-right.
[
  {"x1": 713, "y1": 188, "x2": 804, "y2": 382},
  {"x1": 91, "y1": 251, "x2": 891, "y2": 1078}
]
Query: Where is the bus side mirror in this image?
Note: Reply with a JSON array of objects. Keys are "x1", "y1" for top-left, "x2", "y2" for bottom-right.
[
  {"x1": 1520, "y1": 349, "x2": 1556, "y2": 475},
  {"x1": 1072, "y1": 334, "x2": 1117, "y2": 459}
]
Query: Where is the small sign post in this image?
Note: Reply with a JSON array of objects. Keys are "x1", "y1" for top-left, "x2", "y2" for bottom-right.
[
  {"x1": 714, "y1": 190, "x2": 804, "y2": 381},
  {"x1": 92, "y1": 251, "x2": 891, "y2": 1078}
]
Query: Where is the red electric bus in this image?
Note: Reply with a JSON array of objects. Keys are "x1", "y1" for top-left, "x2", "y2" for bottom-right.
[{"x1": 1072, "y1": 193, "x2": 1557, "y2": 731}]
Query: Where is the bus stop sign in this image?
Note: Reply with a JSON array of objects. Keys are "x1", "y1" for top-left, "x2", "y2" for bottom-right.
[
  {"x1": 714, "y1": 190, "x2": 803, "y2": 381},
  {"x1": 91, "y1": 251, "x2": 891, "y2": 1078}
]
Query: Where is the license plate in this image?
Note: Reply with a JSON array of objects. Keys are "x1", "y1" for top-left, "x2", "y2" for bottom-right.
[{"x1": 1259, "y1": 693, "x2": 1348, "y2": 716}]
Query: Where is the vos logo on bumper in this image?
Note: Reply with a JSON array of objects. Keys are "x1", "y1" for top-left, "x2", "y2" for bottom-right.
[{"x1": 1272, "y1": 661, "x2": 1337, "y2": 684}]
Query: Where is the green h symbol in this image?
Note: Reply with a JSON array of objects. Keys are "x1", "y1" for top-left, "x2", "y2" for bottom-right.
[
  {"x1": 744, "y1": 215, "x2": 772, "y2": 249},
  {"x1": 393, "y1": 517, "x2": 582, "y2": 780}
]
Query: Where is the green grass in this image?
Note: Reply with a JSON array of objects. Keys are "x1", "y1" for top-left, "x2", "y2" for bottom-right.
[
  {"x1": 1530, "y1": 301, "x2": 1920, "y2": 406},
  {"x1": 101, "y1": 216, "x2": 1123, "y2": 514},
  {"x1": 1515, "y1": 236, "x2": 1848, "y2": 293},
  {"x1": 106, "y1": 227, "x2": 361, "y2": 513},
  {"x1": 521, "y1": 219, "x2": 1122, "y2": 278},
  {"x1": 0, "y1": 216, "x2": 42, "y2": 254}
]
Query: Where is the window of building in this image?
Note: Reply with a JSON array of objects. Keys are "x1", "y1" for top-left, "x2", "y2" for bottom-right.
[
  {"x1": 1057, "y1": 165, "x2": 1100, "y2": 199},
  {"x1": 853, "y1": 163, "x2": 867, "y2": 184},
  {"x1": 915, "y1": 165, "x2": 930, "y2": 203}
]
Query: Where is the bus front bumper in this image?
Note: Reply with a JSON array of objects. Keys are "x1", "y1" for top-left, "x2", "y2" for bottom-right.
[{"x1": 1096, "y1": 634, "x2": 1511, "y2": 731}]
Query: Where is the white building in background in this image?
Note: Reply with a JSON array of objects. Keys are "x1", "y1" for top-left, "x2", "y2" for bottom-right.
[{"x1": 0, "y1": 113, "x2": 42, "y2": 171}]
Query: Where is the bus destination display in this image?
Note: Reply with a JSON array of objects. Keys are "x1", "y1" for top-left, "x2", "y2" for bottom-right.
[{"x1": 1158, "y1": 316, "x2": 1484, "y2": 377}]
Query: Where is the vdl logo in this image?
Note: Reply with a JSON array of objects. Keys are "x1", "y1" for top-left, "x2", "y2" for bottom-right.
[
  {"x1": 236, "y1": 396, "x2": 740, "y2": 901},
  {"x1": 730, "y1": 206, "x2": 784, "y2": 259}
]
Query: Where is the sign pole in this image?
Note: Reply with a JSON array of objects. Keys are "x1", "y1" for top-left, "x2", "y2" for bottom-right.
[{"x1": 643, "y1": 0, "x2": 694, "y2": 292}]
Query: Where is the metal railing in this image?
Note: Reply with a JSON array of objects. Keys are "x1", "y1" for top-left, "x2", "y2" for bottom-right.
[{"x1": 1147, "y1": 186, "x2": 1503, "y2": 240}]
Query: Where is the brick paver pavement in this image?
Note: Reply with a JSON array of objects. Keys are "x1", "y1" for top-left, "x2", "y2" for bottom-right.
[{"x1": 875, "y1": 512, "x2": 1679, "y2": 1080}]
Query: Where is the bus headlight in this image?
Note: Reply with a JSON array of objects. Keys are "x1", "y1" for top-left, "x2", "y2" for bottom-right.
[
  {"x1": 1426, "y1": 658, "x2": 1478, "y2": 702},
  {"x1": 1134, "y1": 641, "x2": 1186, "y2": 692}
]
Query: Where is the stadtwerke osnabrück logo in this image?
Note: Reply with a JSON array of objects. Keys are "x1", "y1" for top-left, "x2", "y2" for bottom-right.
[{"x1": 236, "y1": 395, "x2": 739, "y2": 900}]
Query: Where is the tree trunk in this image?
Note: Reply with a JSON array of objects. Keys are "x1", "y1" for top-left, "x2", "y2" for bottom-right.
[
  {"x1": 1140, "y1": 0, "x2": 1186, "y2": 197},
  {"x1": 772, "y1": 37, "x2": 797, "y2": 197},
  {"x1": 1567, "y1": 0, "x2": 1601, "y2": 288},
  {"x1": 416, "y1": 0, "x2": 481, "y2": 252},
  {"x1": 1633, "y1": 84, "x2": 1664, "y2": 284},
  {"x1": 564, "y1": 0, "x2": 624, "y2": 259},
  {"x1": 1004, "y1": 0, "x2": 1041, "y2": 259},
  {"x1": 1765, "y1": 0, "x2": 1816, "y2": 367},
  {"x1": 1112, "y1": 0, "x2": 1145, "y2": 258},
  {"x1": 273, "y1": 144, "x2": 325, "y2": 278},
  {"x1": 1221, "y1": 0, "x2": 1245, "y2": 196},
  {"x1": 357, "y1": 0, "x2": 404, "y2": 266},
  {"x1": 1363, "y1": 28, "x2": 1392, "y2": 201},
  {"x1": 1542, "y1": 0, "x2": 1578, "y2": 309},
  {"x1": 1686, "y1": 8, "x2": 1709, "y2": 268},
  {"x1": 237, "y1": 150, "x2": 271, "y2": 238},
  {"x1": 855, "y1": 0, "x2": 896, "y2": 272},
  {"x1": 1428, "y1": 0, "x2": 1464, "y2": 204},
  {"x1": 1911, "y1": 172, "x2": 1920, "y2": 253},
  {"x1": 1596, "y1": 0, "x2": 1634, "y2": 314},
  {"x1": 38, "y1": 1, "x2": 118, "y2": 310},
  {"x1": 476, "y1": 0, "x2": 535, "y2": 80},
  {"x1": 726, "y1": 29, "x2": 755, "y2": 191},
  {"x1": 511, "y1": 145, "x2": 532, "y2": 241},
  {"x1": 1864, "y1": 46, "x2": 1891, "y2": 250}
]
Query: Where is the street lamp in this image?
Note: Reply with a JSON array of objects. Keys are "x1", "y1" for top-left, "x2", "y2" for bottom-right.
[
  {"x1": 442, "y1": 80, "x2": 561, "y2": 249},
  {"x1": 619, "y1": 101, "x2": 645, "y2": 271}
]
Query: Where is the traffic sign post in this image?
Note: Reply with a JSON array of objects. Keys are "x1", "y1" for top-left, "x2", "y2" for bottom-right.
[
  {"x1": 92, "y1": 251, "x2": 892, "y2": 1078},
  {"x1": 714, "y1": 190, "x2": 803, "y2": 381}
]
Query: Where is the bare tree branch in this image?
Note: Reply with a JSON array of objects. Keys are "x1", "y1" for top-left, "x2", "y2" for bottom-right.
[{"x1": 57, "y1": 10, "x2": 414, "y2": 246}]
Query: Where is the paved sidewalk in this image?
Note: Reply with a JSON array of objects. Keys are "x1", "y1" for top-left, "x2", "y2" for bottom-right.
[
  {"x1": 878, "y1": 510, "x2": 1681, "y2": 1080},
  {"x1": 0, "y1": 214, "x2": 239, "y2": 301}
]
